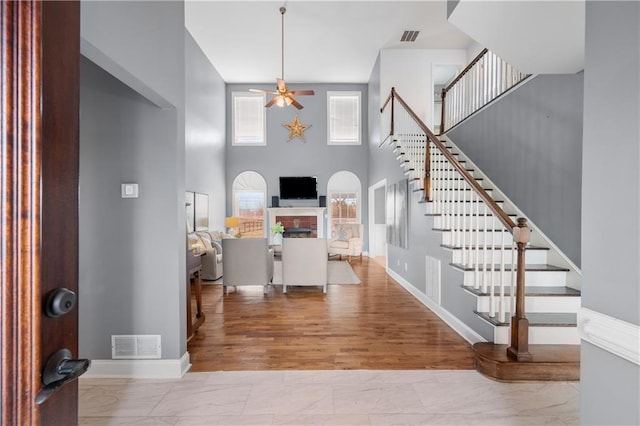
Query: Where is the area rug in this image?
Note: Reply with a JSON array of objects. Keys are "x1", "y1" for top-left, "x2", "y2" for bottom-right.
[{"x1": 271, "y1": 260, "x2": 361, "y2": 285}]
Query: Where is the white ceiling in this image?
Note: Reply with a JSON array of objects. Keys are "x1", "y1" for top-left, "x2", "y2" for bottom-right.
[{"x1": 185, "y1": 1, "x2": 474, "y2": 84}]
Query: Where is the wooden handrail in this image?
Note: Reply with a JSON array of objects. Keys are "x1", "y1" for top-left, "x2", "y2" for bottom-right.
[
  {"x1": 443, "y1": 48, "x2": 489, "y2": 95},
  {"x1": 382, "y1": 88, "x2": 516, "y2": 231},
  {"x1": 378, "y1": 90, "x2": 395, "y2": 148}
]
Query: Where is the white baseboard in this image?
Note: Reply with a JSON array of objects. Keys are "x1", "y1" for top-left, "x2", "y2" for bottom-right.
[
  {"x1": 83, "y1": 351, "x2": 191, "y2": 379},
  {"x1": 578, "y1": 308, "x2": 640, "y2": 366},
  {"x1": 387, "y1": 269, "x2": 486, "y2": 345}
]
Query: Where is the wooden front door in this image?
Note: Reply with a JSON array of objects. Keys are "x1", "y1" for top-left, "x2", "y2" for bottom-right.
[{"x1": 1, "y1": 1, "x2": 81, "y2": 424}]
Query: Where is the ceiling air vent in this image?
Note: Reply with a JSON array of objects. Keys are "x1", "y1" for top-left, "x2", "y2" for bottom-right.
[
  {"x1": 401, "y1": 30, "x2": 420, "y2": 42},
  {"x1": 112, "y1": 335, "x2": 161, "y2": 359}
]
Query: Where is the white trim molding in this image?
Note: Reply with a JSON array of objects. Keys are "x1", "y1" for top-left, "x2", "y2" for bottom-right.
[
  {"x1": 387, "y1": 269, "x2": 486, "y2": 345},
  {"x1": 82, "y1": 351, "x2": 191, "y2": 379},
  {"x1": 578, "y1": 308, "x2": 640, "y2": 366}
]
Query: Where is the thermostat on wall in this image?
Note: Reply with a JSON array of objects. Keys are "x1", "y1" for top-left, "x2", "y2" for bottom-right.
[{"x1": 121, "y1": 183, "x2": 139, "y2": 198}]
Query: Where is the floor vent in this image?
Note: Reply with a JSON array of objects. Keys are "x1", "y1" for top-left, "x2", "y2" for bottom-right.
[
  {"x1": 112, "y1": 335, "x2": 161, "y2": 359},
  {"x1": 425, "y1": 256, "x2": 441, "y2": 305}
]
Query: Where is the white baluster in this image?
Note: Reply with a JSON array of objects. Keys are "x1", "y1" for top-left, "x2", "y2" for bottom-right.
[
  {"x1": 461, "y1": 180, "x2": 467, "y2": 267},
  {"x1": 474, "y1": 192, "x2": 480, "y2": 290},
  {"x1": 489, "y1": 216, "x2": 496, "y2": 317},
  {"x1": 482, "y1": 203, "x2": 488, "y2": 293}
]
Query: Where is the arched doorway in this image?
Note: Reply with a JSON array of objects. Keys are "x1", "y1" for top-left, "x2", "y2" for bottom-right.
[{"x1": 231, "y1": 171, "x2": 267, "y2": 237}]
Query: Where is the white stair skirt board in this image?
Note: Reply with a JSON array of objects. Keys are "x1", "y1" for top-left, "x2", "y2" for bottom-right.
[
  {"x1": 82, "y1": 351, "x2": 191, "y2": 379},
  {"x1": 272, "y1": 260, "x2": 360, "y2": 285},
  {"x1": 387, "y1": 268, "x2": 485, "y2": 345}
]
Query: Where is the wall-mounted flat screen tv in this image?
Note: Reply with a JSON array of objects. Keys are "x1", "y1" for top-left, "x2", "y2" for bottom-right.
[{"x1": 279, "y1": 176, "x2": 318, "y2": 200}]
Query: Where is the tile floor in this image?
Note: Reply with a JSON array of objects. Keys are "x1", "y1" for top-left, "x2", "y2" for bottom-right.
[{"x1": 79, "y1": 370, "x2": 579, "y2": 425}]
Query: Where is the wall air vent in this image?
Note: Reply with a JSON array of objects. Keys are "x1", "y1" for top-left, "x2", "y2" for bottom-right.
[
  {"x1": 401, "y1": 30, "x2": 420, "y2": 42},
  {"x1": 112, "y1": 335, "x2": 161, "y2": 359}
]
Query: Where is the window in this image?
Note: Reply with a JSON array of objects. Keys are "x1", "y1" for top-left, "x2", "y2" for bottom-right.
[
  {"x1": 330, "y1": 192, "x2": 359, "y2": 233},
  {"x1": 327, "y1": 171, "x2": 361, "y2": 236},
  {"x1": 232, "y1": 171, "x2": 267, "y2": 237},
  {"x1": 327, "y1": 91, "x2": 361, "y2": 145},
  {"x1": 232, "y1": 92, "x2": 266, "y2": 146}
]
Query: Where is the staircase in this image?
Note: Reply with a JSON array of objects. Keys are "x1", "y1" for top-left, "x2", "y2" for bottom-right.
[
  {"x1": 382, "y1": 88, "x2": 581, "y2": 380},
  {"x1": 426, "y1": 137, "x2": 580, "y2": 346}
]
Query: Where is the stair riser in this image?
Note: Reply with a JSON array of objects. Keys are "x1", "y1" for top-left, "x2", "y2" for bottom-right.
[
  {"x1": 450, "y1": 248, "x2": 547, "y2": 264},
  {"x1": 434, "y1": 215, "x2": 507, "y2": 229},
  {"x1": 461, "y1": 270, "x2": 568, "y2": 287},
  {"x1": 494, "y1": 326, "x2": 580, "y2": 345},
  {"x1": 442, "y1": 231, "x2": 513, "y2": 246},
  {"x1": 428, "y1": 203, "x2": 505, "y2": 216},
  {"x1": 475, "y1": 296, "x2": 581, "y2": 314},
  {"x1": 431, "y1": 178, "x2": 493, "y2": 191}
]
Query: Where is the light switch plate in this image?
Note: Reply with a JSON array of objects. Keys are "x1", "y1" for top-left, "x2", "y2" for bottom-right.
[{"x1": 121, "y1": 183, "x2": 139, "y2": 198}]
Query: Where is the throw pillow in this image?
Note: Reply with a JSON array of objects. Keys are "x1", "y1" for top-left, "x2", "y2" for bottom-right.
[{"x1": 336, "y1": 225, "x2": 353, "y2": 241}]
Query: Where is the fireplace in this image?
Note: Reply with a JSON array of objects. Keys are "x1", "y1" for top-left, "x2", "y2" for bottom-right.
[
  {"x1": 267, "y1": 207, "x2": 325, "y2": 244},
  {"x1": 277, "y1": 215, "x2": 317, "y2": 238}
]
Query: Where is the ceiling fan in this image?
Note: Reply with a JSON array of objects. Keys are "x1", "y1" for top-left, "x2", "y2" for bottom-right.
[{"x1": 250, "y1": 7, "x2": 314, "y2": 110}]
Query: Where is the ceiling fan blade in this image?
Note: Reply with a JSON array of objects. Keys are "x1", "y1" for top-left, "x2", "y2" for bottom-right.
[
  {"x1": 277, "y1": 78, "x2": 286, "y2": 91},
  {"x1": 290, "y1": 97, "x2": 304, "y2": 110},
  {"x1": 250, "y1": 89, "x2": 278, "y2": 95},
  {"x1": 288, "y1": 90, "x2": 315, "y2": 96},
  {"x1": 265, "y1": 96, "x2": 279, "y2": 108}
]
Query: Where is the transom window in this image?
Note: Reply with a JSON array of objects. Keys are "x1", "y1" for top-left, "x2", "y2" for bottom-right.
[
  {"x1": 327, "y1": 91, "x2": 361, "y2": 145},
  {"x1": 232, "y1": 92, "x2": 266, "y2": 146}
]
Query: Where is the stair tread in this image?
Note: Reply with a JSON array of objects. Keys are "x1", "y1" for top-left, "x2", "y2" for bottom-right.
[
  {"x1": 451, "y1": 263, "x2": 570, "y2": 272},
  {"x1": 442, "y1": 244, "x2": 548, "y2": 250},
  {"x1": 463, "y1": 285, "x2": 581, "y2": 297},
  {"x1": 474, "y1": 311, "x2": 577, "y2": 327}
]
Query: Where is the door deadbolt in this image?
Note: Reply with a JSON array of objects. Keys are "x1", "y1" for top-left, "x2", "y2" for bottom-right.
[
  {"x1": 45, "y1": 288, "x2": 76, "y2": 317},
  {"x1": 36, "y1": 348, "x2": 91, "y2": 404}
]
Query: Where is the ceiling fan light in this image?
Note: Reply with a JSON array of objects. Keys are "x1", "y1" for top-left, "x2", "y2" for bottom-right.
[
  {"x1": 284, "y1": 96, "x2": 293, "y2": 106},
  {"x1": 275, "y1": 96, "x2": 286, "y2": 107}
]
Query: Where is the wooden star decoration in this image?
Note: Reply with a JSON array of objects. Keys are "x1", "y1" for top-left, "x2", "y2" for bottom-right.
[{"x1": 282, "y1": 114, "x2": 311, "y2": 142}]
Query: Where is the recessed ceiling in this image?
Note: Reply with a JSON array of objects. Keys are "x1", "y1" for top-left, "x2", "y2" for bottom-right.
[{"x1": 185, "y1": 1, "x2": 474, "y2": 84}]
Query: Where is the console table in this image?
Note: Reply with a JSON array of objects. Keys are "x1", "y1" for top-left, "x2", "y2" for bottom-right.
[{"x1": 186, "y1": 249, "x2": 205, "y2": 341}]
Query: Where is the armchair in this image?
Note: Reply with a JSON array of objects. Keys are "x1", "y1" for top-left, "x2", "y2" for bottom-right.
[
  {"x1": 222, "y1": 238, "x2": 274, "y2": 293},
  {"x1": 327, "y1": 223, "x2": 363, "y2": 261},
  {"x1": 282, "y1": 238, "x2": 328, "y2": 294},
  {"x1": 188, "y1": 231, "x2": 223, "y2": 280}
]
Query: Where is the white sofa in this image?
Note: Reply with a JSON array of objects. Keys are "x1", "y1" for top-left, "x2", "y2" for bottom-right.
[
  {"x1": 222, "y1": 238, "x2": 274, "y2": 293},
  {"x1": 282, "y1": 238, "x2": 328, "y2": 294},
  {"x1": 327, "y1": 223, "x2": 363, "y2": 261}
]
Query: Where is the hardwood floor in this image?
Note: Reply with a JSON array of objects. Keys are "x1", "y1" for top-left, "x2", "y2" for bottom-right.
[{"x1": 187, "y1": 257, "x2": 475, "y2": 371}]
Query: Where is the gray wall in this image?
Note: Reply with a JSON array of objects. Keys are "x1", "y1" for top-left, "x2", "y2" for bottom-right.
[
  {"x1": 79, "y1": 0, "x2": 187, "y2": 360},
  {"x1": 368, "y1": 52, "x2": 494, "y2": 340},
  {"x1": 581, "y1": 2, "x2": 640, "y2": 424},
  {"x1": 225, "y1": 83, "x2": 369, "y2": 246},
  {"x1": 448, "y1": 74, "x2": 584, "y2": 267},
  {"x1": 79, "y1": 57, "x2": 182, "y2": 359},
  {"x1": 185, "y1": 31, "x2": 227, "y2": 231}
]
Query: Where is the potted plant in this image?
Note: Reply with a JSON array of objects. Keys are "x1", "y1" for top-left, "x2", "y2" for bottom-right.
[{"x1": 271, "y1": 221, "x2": 285, "y2": 245}]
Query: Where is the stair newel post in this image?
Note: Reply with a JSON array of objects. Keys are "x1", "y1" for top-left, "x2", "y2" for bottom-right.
[
  {"x1": 390, "y1": 87, "x2": 395, "y2": 138},
  {"x1": 440, "y1": 87, "x2": 447, "y2": 135},
  {"x1": 422, "y1": 138, "x2": 431, "y2": 202},
  {"x1": 507, "y1": 217, "x2": 533, "y2": 361}
]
